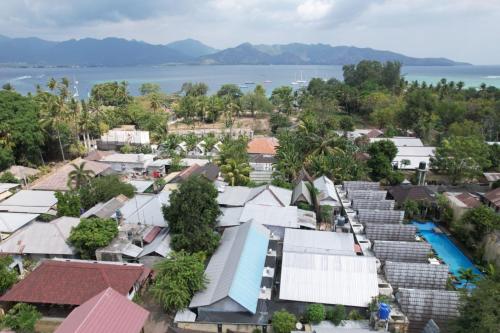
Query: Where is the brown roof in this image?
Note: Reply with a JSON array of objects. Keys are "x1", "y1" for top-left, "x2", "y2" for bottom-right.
[
  {"x1": 455, "y1": 192, "x2": 481, "y2": 208},
  {"x1": 366, "y1": 129, "x2": 384, "y2": 139},
  {"x1": 30, "y1": 158, "x2": 110, "y2": 191},
  {"x1": 389, "y1": 185, "x2": 436, "y2": 204},
  {"x1": 84, "y1": 150, "x2": 114, "y2": 162},
  {"x1": 170, "y1": 163, "x2": 219, "y2": 183},
  {"x1": 0, "y1": 260, "x2": 150, "y2": 306},
  {"x1": 54, "y1": 287, "x2": 149, "y2": 333},
  {"x1": 484, "y1": 187, "x2": 500, "y2": 208},
  {"x1": 247, "y1": 137, "x2": 279, "y2": 155},
  {"x1": 4, "y1": 165, "x2": 40, "y2": 179}
]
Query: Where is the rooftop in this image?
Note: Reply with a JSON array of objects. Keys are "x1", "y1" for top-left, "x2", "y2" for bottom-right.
[
  {"x1": 0, "y1": 190, "x2": 57, "y2": 213},
  {"x1": 484, "y1": 187, "x2": 500, "y2": 208},
  {"x1": 0, "y1": 212, "x2": 39, "y2": 234},
  {"x1": 373, "y1": 241, "x2": 432, "y2": 263},
  {"x1": 100, "y1": 153, "x2": 156, "y2": 164},
  {"x1": 384, "y1": 261, "x2": 449, "y2": 290},
  {"x1": 55, "y1": 287, "x2": 149, "y2": 333},
  {"x1": 0, "y1": 259, "x2": 150, "y2": 306},
  {"x1": 484, "y1": 172, "x2": 500, "y2": 182},
  {"x1": 217, "y1": 184, "x2": 292, "y2": 207},
  {"x1": 389, "y1": 185, "x2": 436, "y2": 204},
  {"x1": 239, "y1": 204, "x2": 298, "y2": 229},
  {"x1": 365, "y1": 223, "x2": 417, "y2": 242},
  {"x1": 247, "y1": 137, "x2": 279, "y2": 155},
  {"x1": 283, "y1": 229, "x2": 356, "y2": 256}
]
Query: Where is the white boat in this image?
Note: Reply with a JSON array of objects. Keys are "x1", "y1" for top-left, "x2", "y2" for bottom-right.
[{"x1": 296, "y1": 71, "x2": 307, "y2": 84}]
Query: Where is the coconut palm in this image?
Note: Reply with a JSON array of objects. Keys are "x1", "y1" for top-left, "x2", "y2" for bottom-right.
[
  {"x1": 220, "y1": 159, "x2": 251, "y2": 186},
  {"x1": 67, "y1": 162, "x2": 95, "y2": 190},
  {"x1": 39, "y1": 94, "x2": 67, "y2": 161},
  {"x1": 150, "y1": 93, "x2": 163, "y2": 114},
  {"x1": 458, "y1": 268, "x2": 479, "y2": 288}
]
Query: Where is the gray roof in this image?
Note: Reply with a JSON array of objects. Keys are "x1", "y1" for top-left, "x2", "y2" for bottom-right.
[
  {"x1": 0, "y1": 183, "x2": 20, "y2": 194},
  {"x1": 0, "y1": 190, "x2": 57, "y2": 213},
  {"x1": 384, "y1": 261, "x2": 449, "y2": 290},
  {"x1": 128, "y1": 180, "x2": 154, "y2": 193},
  {"x1": 365, "y1": 223, "x2": 417, "y2": 242},
  {"x1": 115, "y1": 192, "x2": 169, "y2": 227},
  {"x1": 343, "y1": 181, "x2": 380, "y2": 192},
  {"x1": 313, "y1": 176, "x2": 341, "y2": 207},
  {"x1": 352, "y1": 200, "x2": 395, "y2": 210},
  {"x1": 0, "y1": 212, "x2": 39, "y2": 234},
  {"x1": 217, "y1": 207, "x2": 244, "y2": 228},
  {"x1": 396, "y1": 289, "x2": 460, "y2": 333},
  {"x1": 239, "y1": 204, "x2": 298, "y2": 228},
  {"x1": 373, "y1": 241, "x2": 432, "y2": 263},
  {"x1": 139, "y1": 228, "x2": 171, "y2": 258},
  {"x1": 347, "y1": 190, "x2": 387, "y2": 200},
  {"x1": 357, "y1": 209, "x2": 405, "y2": 224},
  {"x1": 291, "y1": 181, "x2": 312, "y2": 205},
  {"x1": 0, "y1": 217, "x2": 80, "y2": 255},
  {"x1": 81, "y1": 195, "x2": 128, "y2": 219},
  {"x1": 422, "y1": 319, "x2": 440, "y2": 333},
  {"x1": 217, "y1": 185, "x2": 291, "y2": 207},
  {"x1": 283, "y1": 229, "x2": 355, "y2": 256}
]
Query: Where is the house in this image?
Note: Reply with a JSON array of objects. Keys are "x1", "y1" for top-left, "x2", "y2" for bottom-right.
[
  {"x1": 388, "y1": 185, "x2": 436, "y2": 207},
  {"x1": 0, "y1": 259, "x2": 151, "y2": 313},
  {"x1": 0, "y1": 183, "x2": 21, "y2": 201},
  {"x1": 192, "y1": 140, "x2": 206, "y2": 156},
  {"x1": 98, "y1": 126, "x2": 150, "y2": 150},
  {"x1": 128, "y1": 180, "x2": 154, "y2": 193},
  {"x1": 114, "y1": 192, "x2": 170, "y2": 227},
  {"x1": 483, "y1": 172, "x2": 500, "y2": 188},
  {"x1": 370, "y1": 137, "x2": 435, "y2": 170},
  {"x1": 55, "y1": 287, "x2": 149, "y2": 333},
  {"x1": 81, "y1": 195, "x2": 129, "y2": 219},
  {"x1": 84, "y1": 150, "x2": 114, "y2": 161},
  {"x1": 444, "y1": 192, "x2": 481, "y2": 220},
  {"x1": 373, "y1": 241, "x2": 432, "y2": 263},
  {"x1": 347, "y1": 190, "x2": 387, "y2": 201},
  {"x1": 189, "y1": 222, "x2": 272, "y2": 324},
  {"x1": 483, "y1": 187, "x2": 500, "y2": 213},
  {"x1": 0, "y1": 217, "x2": 80, "y2": 270},
  {"x1": 169, "y1": 163, "x2": 220, "y2": 183},
  {"x1": 357, "y1": 209, "x2": 405, "y2": 224},
  {"x1": 384, "y1": 261, "x2": 449, "y2": 290},
  {"x1": 30, "y1": 158, "x2": 111, "y2": 191},
  {"x1": 340, "y1": 128, "x2": 384, "y2": 140},
  {"x1": 396, "y1": 289, "x2": 460, "y2": 333},
  {"x1": 343, "y1": 181, "x2": 380, "y2": 192},
  {"x1": 313, "y1": 176, "x2": 342, "y2": 213},
  {"x1": 247, "y1": 137, "x2": 278, "y2": 155},
  {"x1": 175, "y1": 141, "x2": 188, "y2": 154},
  {"x1": 0, "y1": 190, "x2": 57, "y2": 214},
  {"x1": 352, "y1": 200, "x2": 395, "y2": 210},
  {"x1": 100, "y1": 153, "x2": 156, "y2": 173},
  {"x1": 279, "y1": 228, "x2": 378, "y2": 307},
  {"x1": 0, "y1": 212, "x2": 39, "y2": 240},
  {"x1": 291, "y1": 181, "x2": 312, "y2": 206},
  {"x1": 247, "y1": 137, "x2": 278, "y2": 183},
  {"x1": 217, "y1": 184, "x2": 292, "y2": 207},
  {"x1": 364, "y1": 224, "x2": 417, "y2": 242}
]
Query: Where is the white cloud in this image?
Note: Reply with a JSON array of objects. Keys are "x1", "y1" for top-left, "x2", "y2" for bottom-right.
[{"x1": 297, "y1": 0, "x2": 334, "y2": 21}]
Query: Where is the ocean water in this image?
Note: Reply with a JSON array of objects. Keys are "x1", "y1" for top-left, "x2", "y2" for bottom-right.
[{"x1": 1, "y1": 64, "x2": 500, "y2": 98}]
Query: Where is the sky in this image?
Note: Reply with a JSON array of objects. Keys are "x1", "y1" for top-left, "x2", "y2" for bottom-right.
[{"x1": 0, "y1": 0, "x2": 499, "y2": 64}]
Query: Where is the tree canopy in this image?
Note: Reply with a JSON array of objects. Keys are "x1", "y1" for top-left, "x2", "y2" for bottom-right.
[
  {"x1": 272, "y1": 310, "x2": 297, "y2": 333},
  {"x1": 68, "y1": 217, "x2": 118, "y2": 259},
  {"x1": 0, "y1": 303, "x2": 41, "y2": 333}
]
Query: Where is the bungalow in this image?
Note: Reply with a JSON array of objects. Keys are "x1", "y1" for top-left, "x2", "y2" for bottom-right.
[
  {"x1": 484, "y1": 172, "x2": 500, "y2": 189},
  {"x1": 114, "y1": 192, "x2": 170, "y2": 227},
  {"x1": 388, "y1": 184, "x2": 436, "y2": 208},
  {"x1": 370, "y1": 137, "x2": 435, "y2": 170},
  {"x1": 30, "y1": 158, "x2": 111, "y2": 191},
  {"x1": 444, "y1": 192, "x2": 481, "y2": 220},
  {"x1": 97, "y1": 126, "x2": 150, "y2": 151},
  {"x1": 0, "y1": 190, "x2": 57, "y2": 214},
  {"x1": 384, "y1": 261, "x2": 449, "y2": 290},
  {"x1": 55, "y1": 287, "x2": 149, "y2": 333},
  {"x1": 0, "y1": 259, "x2": 151, "y2": 316},
  {"x1": 0, "y1": 217, "x2": 80, "y2": 271},
  {"x1": 313, "y1": 176, "x2": 342, "y2": 214},
  {"x1": 100, "y1": 153, "x2": 156, "y2": 173},
  {"x1": 483, "y1": 187, "x2": 500, "y2": 213},
  {"x1": 189, "y1": 222, "x2": 273, "y2": 324},
  {"x1": 217, "y1": 184, "x2": 292, "y2": 207}
]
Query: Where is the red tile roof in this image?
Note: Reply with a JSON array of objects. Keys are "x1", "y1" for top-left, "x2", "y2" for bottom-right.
[
  {"x1": 247, "y1": 137, "x2": 279, "y2": 155},
  {"x1": 455, "y1": 192, "x2": 481, "y2": 208},
  {"x1": 0, "y1": 260, "x2": 150, "y2": 306},
  {"x1": 143, "y1": 226, "x2": 162, "y2": 244},
  {"x1": 484, "y1": 187, "x2": 500, "y2": 209},
  {"x1": 55, "y1": 287, "x2": 149, "y2": 333}
]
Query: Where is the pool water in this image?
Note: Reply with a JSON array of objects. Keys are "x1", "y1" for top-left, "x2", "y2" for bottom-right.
[{"x1": 412, "y1": 221, "x2": 483, "y2": 288}]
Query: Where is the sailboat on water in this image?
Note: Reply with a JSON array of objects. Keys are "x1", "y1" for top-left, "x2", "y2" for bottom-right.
[{"x1": 296, "y1": 71, "x2": 307, "y2": 84}]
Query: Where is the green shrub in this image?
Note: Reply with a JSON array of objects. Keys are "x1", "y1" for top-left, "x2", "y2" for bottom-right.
[
  {"x1": 326, "y1": 305, "x2": 346, "y2": 326},
  {"x1": 347, "y1": 310, "x2": 363, "y2": 320},
  {"x1": 306, "y1": 303, "x2": 326, "y2": 323},
  {"x1": 272, "y1": 310, "x2": 297, "y2": 333}
]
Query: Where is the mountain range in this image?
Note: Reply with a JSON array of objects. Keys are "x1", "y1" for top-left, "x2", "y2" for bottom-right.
[{"x1": 0, "y1": 35, "x2": 469, "y2": 67}]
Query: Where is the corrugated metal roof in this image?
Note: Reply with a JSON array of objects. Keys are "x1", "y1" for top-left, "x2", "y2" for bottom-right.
[
  {"x1": 139, "y1": 228, "x2": 171, "y2": 258},
  {"x1": 0, "y1": 217, "x2": 80, "y2": 255},
  {"x1": 189, "y1": 222, "x2": 269, "y2": 313},
  {"x1": 100, "y1": 153, "x2": 156, "y2": 164},
  {"x1": 239, "y1": 204, "x2": 298, "y2": 228},
  {"x1": 291, "y1": 181, "x2": 312, "y2": 205},
  {"x1": 396, "y1": 289, "x2": 460, "y2": 333},
  {"x1": 422, "y1": 319, "x2": 441, "y2": 333},
  {"x1": 484, "y1": 172, "x2": 500, "y2": 182},
  {"x1": 0, "y1": 190, "x2": 57, "y2": 208},
  {"x1": 0, "y1": 183, "x2": 20, "y2": 194},
  {"x1": 347, "y1": 190, "x2": 387, "y2": 200},
  {"x1": 279, "y1": 253, "x2": 378, "y2": 307},
  {"x1": 115, "y1": 193, "x2": 167, "y2": 227},
  {"x1": 373, "y1": 241, "x2": 432, "y2": 263},
  {"x1": 365, "y1": 223, "x2": 417, "y2": 242},
  {"x1": 128, "y1": 180, "x2": 154, "y2": 193},
  {"x1": 384, "y1": 261, "x2": 449, "y2": 290},
  {"x1": 283, "y1": 229, "x2": 355, "y2": 256},
  {"x1": 357, "y1": 209, "x2": 405, "y2": 224},
  {"x1": 370, "y1": 137, "x2": 424, "y2": 147},
  {"x1": 217, "y1": 207, "x2": 244, "y2": 228},
  {"x1": 0, "y1": 212, "x2": 39, "y2": 233},
  {"x1": 343, "y1": 181, "x2": 380, "y2": 192},
  {"x1": 314, "y1": 176, "x2": 341, "y2": 206},
  {"x1": 81, "y1": 195, "x2": 128, "y2": 219},
  {"x1": 352, "y1": 200, "x2": 395, "y2": 210}
]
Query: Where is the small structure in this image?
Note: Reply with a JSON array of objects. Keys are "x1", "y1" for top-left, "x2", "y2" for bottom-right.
[
  {"x1": 31, "y1": 158, "x2": 111, "y2": 191},
  {"x1": 373, "y1": 241, "x2": 432, "y2": 263},
  {"x1": 55, "y1": 287, "x2": 149, "y2": 333},
  {"x1": 217, "y1": 184, "x2": 292, "y2": 207},
  {"x1": 100, "y1": 153, "x2": 156, "y2": 173},
  {"x1": 357, "y1": 209, "x2": 405, "y2": 224},
  {"x1": 444, "y1": 192, "x2": 481, "y2": 220},
  {"x1": 98, "y1": 125, "x2": 150, "y2": 150},
  {"x1": 370, "y1": 137, "x2": 435, "y2": 170},
  {"x1": 81, "y1": 195, "x2": 129, "y2": 219},
  {"x1": 189, "y1": 222, "x2": 271, "y2": 322},
  {"x1": 169, "y1": 163, "x2": 219, "y2": 183},
  {"x1": 343, "y1": 181, "x2": 380, "y2": 192},
  {"x1": 84, "y1": 150, "x2": 114, "y2": 161},
  {"x1": 388, "y1": 185, "x2": 436, "y2": 207},
  {"x1": 291, "y1": 180, "x2": 312, "y2": 206},
  {"x1": 0, "y1": 190, "x2": 57, "y2": 214},
  {"x1": 352, "y1": 200, "x2": 395, "y2": 210},
  {"x1": 0, "y1": 259, "x2": 151, "y2": 312},
  {"x1": 128, "y1": 180, "x2": 154, "y2": 193},
  {"x1": 365, "y1": 224, "x2": 417, "y2": 242},
  {"x1": 113, "y1": 192, "x2": 170, "y2": 227},
  {"x1": 396, "y1": 289, "x2": 460, "y2": 333},
  {"x1": 384, "y1": 261, "x2": 449, "y2": 290},
  {"x1": 484, "y1": 172, "x2": 500, "y2": 189},
  {"x1": 483, "y1": 187, "x2": 500, "y2": 213},
  {"x1": 314, "y1": 176, "x2": 342, "y2": 212},
  {"x1": 0, "y1": 212, "x2": 39, "y2": 240},
  {"x1": 347, "y1": 190, "x2": 387, "y2": 201},
  {"x1": 283, "y1": 228, "x2": 356, "y2": 257},
  {"x1": 247, "y1": 137, "x2": 278, "y2": 155}
]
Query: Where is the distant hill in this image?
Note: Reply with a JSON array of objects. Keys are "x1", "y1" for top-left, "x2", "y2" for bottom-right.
[
  {"x1": 166, "y1": 38, "x2": 218, "y2": 58},
  {"x1": 0, "y1": 36, "x2": 469, "y2": 67}
]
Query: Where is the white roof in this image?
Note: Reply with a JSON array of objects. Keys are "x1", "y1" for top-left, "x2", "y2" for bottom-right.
[
  {"x1": 239, "y1": 204, "x2": 298, "y2": 228},
  {"x1": 100, "y1": 128, "x2": 150, "y2": 145},
  {"x1": 100, "y1": 153, "x2": 155, "y2": 164},
  {"x1": 0, "y1": 217, "x2": 80, "y2": 255},
  {"x1": 128, "y1": 180, "x2": 154, "y2": 193},
  {"x1": 0, "y1": 183, "x2": 20, "y2": 194},
  {"x1": 115, "y1": 193, "x2": 169, "y2": 227},
  {"x1": 280, "y1": 252, "x2": 378, "y2": 307},
  {"x1": 217, "y1": 207, "x2": 244, "y2": 228},
  {"x1": 396, "y1": 146, "x2": 435, "y2": 157},
  {"x1": 0, "y1": 212, "x2": 39, "y2": 233},
  {"x1": 484, "y1": 172, "x2": 500, "y2": 182},
  {"x1": 371, "y1": 137, "x2": 424, "y2": 147},
  {"x1": 283, "y1": 229, "x2": 356, "y2": 256},
  {"x1": 313, "y1": 176, "x2": 341, "y2": 207},
  {"x1": 217, "y1": 185, "x2": 292, "y2": 207},
  {"x1": 0, "y1": 190, "x2": 57, "y2": 213}
]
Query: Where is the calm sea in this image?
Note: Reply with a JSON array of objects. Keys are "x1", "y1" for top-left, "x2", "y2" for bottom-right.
[{"x1": 1, "y1": 65, "x2": 500, "y2": 97}]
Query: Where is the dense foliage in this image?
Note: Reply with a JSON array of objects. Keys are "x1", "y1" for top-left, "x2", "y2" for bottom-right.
[
  {"x1": 78, "y1": 175, "x2": 135, "y2": 209},
  {"x1": 68, "y1": 217, "x2": 119, "y2": 259},
  {"x1": 151, "y1": 251, "x2": 207, "y2": 312},
  {"x1": 272, "y1": 310, "x2": 297, "y2": 333},
  {"x1": 0, "y1": 303, "x2": 41, "y2": 332},
  {"x1": 0, "y1": 256, "x2": 18, "y2": 294},
  {"x1": 326, "y1": 305, "x2": 346, "y2": 326},
  {"x1": 162, "y1": 175, "x2": 221, "y2": 255},
  {"x1": 55, "y1": 191, "x2": 82, "y2": 217},
  {"x1": 306, "y1": 303, "x2": 326, "y2": 323}
]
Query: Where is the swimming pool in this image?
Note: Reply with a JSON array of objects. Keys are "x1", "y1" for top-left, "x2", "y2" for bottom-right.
[{"x1": 412, "y1": 221, "x2": 482, "y2": 288}]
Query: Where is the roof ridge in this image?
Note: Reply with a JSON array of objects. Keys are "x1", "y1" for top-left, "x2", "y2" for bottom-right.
[{"x1": 73, "y1": 288, "x2": 112, "y2": 333}]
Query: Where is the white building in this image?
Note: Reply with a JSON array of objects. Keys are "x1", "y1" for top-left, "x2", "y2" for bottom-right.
[{"x1": 100, "y1": 153, "x2": 156, "y2": 173}]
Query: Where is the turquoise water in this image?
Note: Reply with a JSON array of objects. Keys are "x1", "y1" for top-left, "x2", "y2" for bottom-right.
[
  {"x1": 412, "y1": 221, "x2": 482, "y2": 288},
  {"x1": 1, "y1": 64, "x2": 500, "y2": 97}
]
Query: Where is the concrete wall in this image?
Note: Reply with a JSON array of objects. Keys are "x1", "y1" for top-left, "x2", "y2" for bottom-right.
[{"x1": 178, "y1": 322, "x2": 269, "y2": 333}]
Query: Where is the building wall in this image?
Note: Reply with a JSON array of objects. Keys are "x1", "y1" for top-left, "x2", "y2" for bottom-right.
[
  {"x1": 199, "y1": 297, "x2": 248, "y2": 313},
  {"x1": 178, "y1": 322, "x2": 268, "y2": 333}
]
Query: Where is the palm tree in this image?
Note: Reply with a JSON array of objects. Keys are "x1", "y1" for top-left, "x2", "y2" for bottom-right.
[
  {"x1": 220, "y1": 159, "x2": 251, "y2": 186},
  {"x1": 458, "y1": 268, "x2": 479, "y2": 288},
  {"x1": 67, "y1": 162, "x2": 95, "y2": 190},
  {"x1": 39, "y1": 94, "x2": 67, "y2": 161},
  {"x1": 150, "y1": 93, "x2": 163, "y2": 114}
]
